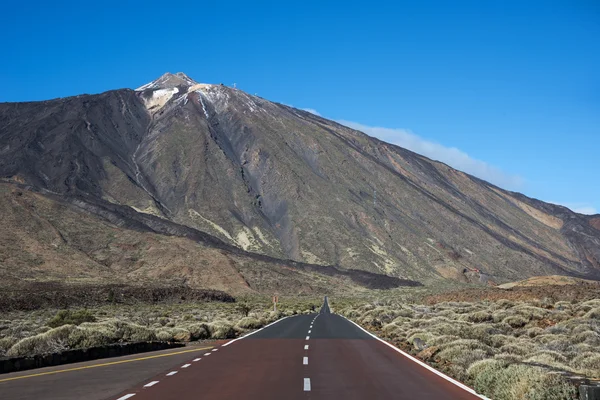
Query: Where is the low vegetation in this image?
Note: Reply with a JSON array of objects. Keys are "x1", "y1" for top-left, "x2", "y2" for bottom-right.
[
  {"x1": 0, "y1": 296, "x2": 320, "y2": 358},
  {"x1": 335, "y1": 289, "x2": 600, "y2": 400}
]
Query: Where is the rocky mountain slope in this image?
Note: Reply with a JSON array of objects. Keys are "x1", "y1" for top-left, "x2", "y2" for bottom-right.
[{"x1": 1, "y1": 72, "x2": 598, "y2": 290}]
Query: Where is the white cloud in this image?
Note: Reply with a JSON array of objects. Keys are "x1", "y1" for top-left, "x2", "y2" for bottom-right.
[
  {"x1": 337, "y1": 120, "x2": 525, "y2": 190},
  {"x1": 302, "y1": 108, "x2": 321, "y2": 116},
  {"x1": 574, "y1": 207, "x2": 597, "y2": 215},
  {"x1": 548, "y1": 202, "x2": 597, "y2": 215}
]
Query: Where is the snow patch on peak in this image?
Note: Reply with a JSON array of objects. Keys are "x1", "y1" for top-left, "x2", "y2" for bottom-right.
[
  {"x1": 141, "y1": 87, "x2": 179, "y2": 113},
  {"x1": 136, "y1": 72, "x2": 199, "y2": 91}
]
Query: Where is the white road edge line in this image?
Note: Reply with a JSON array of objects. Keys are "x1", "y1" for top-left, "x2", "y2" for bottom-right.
[
  {"x1": 166, "y1": 371, "x2": 178, "y2": 376},
  {"x1": 181, "y1": 364, "x2": 191, "y2": 368},
  {"x1": 117, "y1": 395, "x2": 136, "y2": 400},
  {"x1": 303, "y1": 356, "x2": 308, "y2": 365},
  {"x1": 144, "y1": 381, "x2": 159, "y2": 388},
  {"x1": 304, "y1": 378, "x2": 311, "y2": 391},
  {"x1": 342, "y1": 316, "x2": 489, "y2": 399},
  {"x1": 193, "y1": 358, "x2": 201, "y2": 362},
  {"x1": 304, "y1": 345, "x2": 309, "y2": 350},
  {"x1": 222, "y1": 316, "x2": 292, "y2": 347}
]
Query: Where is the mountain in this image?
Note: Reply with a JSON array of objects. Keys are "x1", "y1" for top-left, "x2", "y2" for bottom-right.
[{"x1": 1, "y1": 72, "x2": 598, "y2": 293}]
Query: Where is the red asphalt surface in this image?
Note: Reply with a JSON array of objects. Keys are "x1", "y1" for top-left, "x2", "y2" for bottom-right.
[{"x1": 111, "y1": 311, "x2": 482, "y2": 400}]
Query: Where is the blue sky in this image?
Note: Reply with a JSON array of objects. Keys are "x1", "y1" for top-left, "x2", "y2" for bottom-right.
[{"x1": 1, "y1": 0, "x2": 598, "y2": 214}]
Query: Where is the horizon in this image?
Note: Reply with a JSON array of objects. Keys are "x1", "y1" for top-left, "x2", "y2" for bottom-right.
[{"x1": 1, "y1": 1, "x2": 598, "y2": 214}]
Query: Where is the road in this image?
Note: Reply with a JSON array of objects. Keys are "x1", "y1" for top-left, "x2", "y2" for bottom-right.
[{"x1": 0, "y1": 297, "x2": 483, "y2": 399}]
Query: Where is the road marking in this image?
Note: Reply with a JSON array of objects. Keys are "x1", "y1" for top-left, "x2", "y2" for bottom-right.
[
  {"x1": 204, "y1": 353, "x2": 211, "y2": 356},
  {"x1": 305, "y1": 336, "x2": 310, "y2": 340},
  {"x1": 212, "y1": 349, "x2": 218, "y2": 352},
  {"x1": 116, "y1": 395, "x2": 136, "y2": 400},
  {"x1": 222, "y1": 316, "x2": 291, "y2": 347},
  {"x1": 166, "y1": 371, "x2": 178, "y2": 376},
  {"x1": 181, "y1": 364, "x2": 191, "y2": 368},
  {"x1": 0, "y1": 346, "x2": 213, "y2": 383},
  {"x1": 342, "y1": 316, "x2": 488, "y2": 399},
  {"x1": 144, "y1": 381, "x2": 159, "y2": 388},
  {"x1": 308, "y1": 330, "x2": 311, "y2": 334},
  {"x1": 304, "y1": 378, "x2": 311, "y2": 391},
  {"x1": 303, "y1": 357, "x2": 308, "y2": 365},
  {"x1": 193, "y1": 358, "x2": 201, "y2": 362},
  {"x1": 304, "y1": 345, "x2": 309, "y2": 350}
]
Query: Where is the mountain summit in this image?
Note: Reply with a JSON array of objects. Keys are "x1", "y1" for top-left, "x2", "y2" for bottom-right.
[
  {"x1": 0, "y1": 73, "x2": 598, "y2": 293},
  {"x1": 136, "y1": 72, "x2": 199, "y2": 91}
]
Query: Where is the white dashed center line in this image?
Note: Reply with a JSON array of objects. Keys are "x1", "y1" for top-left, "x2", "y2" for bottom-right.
[
  {"x1": 304, "y1": 345, "x2": 309, "y2": 350},
  {"x1": 212, "y1": 349, "x2": 218, "y2": 352},
  {"x1": 305, "y1": 336, "x2": 310, "y2": 340},
  {"x1": 204, "y1": 353, "x2": 211, "y2": 356},
  {"x1": 166, "y1": 371, "x2": 178, "y2": 376},
  {"x1": 308, "y1": 330, "x2": 311, "y2": 334},
  {"x1": 181, "y1": 364, "x2": 191, "y2": 368},
  {"x1": 117, "y1": 395, "x2": 136, "y2": 400},
  {"x1": 144, "y1": 381, "x2": 159, "y2": 388},
  {"x1": 193, "y1": 358, "x2": 201, "y2": 362},
  {"x1": 304, "y1": 378, "x2": 311, "y2": 391},
  {"x1": 303, "y1": 357, "x2": 308, "y2": 365}
]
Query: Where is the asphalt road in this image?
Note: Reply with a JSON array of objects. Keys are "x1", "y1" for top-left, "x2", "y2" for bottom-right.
[{"x1": 0, "y1": 298, "x2": 483, "y2": 399}]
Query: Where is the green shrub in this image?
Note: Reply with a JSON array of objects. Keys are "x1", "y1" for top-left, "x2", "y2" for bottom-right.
[
  {"x1": 208, "y1": 321, "x2": 237, "y2": 339},
  {"x1": 7, "y1": 325, "x2": 75, "y2": 357},
  {"x1": 499, "y1": 343, "x2": 531, "y2": 357},
  {"x1": 467, "y1": 311, "x2": 493, "y2": 323},
  {"x1": 438, "y1": 347, "x2": 489, "y2": 368},
  {"x1": 186, "y1": 323, "x2": 210, "y2": 340},
  {"x1": 47, "y1": 310, "x2": 96, "y2": 328},
  {"x1": 236, "y1": 317, "x2": 264, "y2": 330},
  {"x1": 0, "y1": 336, "x2": 18, "y2": 356},
  {"x1": 468, "y1": 359, "x2": 576, "y2": 400},
  {"x1": 584, "y1": 308, "x2": 600, "y2": 320},
  {"x1": 67, "y1": 326, "x2": 115, "y2": 349},
  {"x1": 502, "y1": 315, "x2": 528, "y2": 328}
]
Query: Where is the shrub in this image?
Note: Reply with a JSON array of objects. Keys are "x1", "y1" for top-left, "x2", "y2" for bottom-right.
[
  {"x1": 7, "y1": 325, "x2": 75, "y2": 357},
  {"x1": 47, "y1": 310, "x2": 96, "y2": 328},
  {"x1": 524, "y1": 350, "x2": 568, "y2": 365},
  {"x1": 155, "y1": 329, "x2": 174, "y2": 342},
  {"x1": 499, "y1": 343, "x2": 531, "y2": 357},
  {"x1": 67, "y1": 325, "x2": 115, "y2": 349},
  {"x1": 488, "y1": 334, "x2": 514, "y2": 348},
  {"x1": 502, "y1": 315, "x2": 528, "y2": 328},
  {"x1": 124, "y1": 322, "x2": 157, "y2": 342},
  {"x1": 467, "y1": 311, "x2": 493, "y2": 323},
  {"x1": 0, "y1": 336, "x2": 18, "y2": 356},
  {"x1": 584, "y1": 308, "x2": 600, "y2": 320},
  {"x1": 469, "y1": 360, "x2": 576, "y2": 400},
  {"x1": 186, "y1": 323, "x2": 210, "y2": 340},
  {"x1": 236, "y1": 303, "x2": 251, "y2": 317},
  {"x1": 208, "y1": 321, "x2": 237, "y2": 339},
  {"x1": 236, "y1": 317, "x2": 264, "y2": 330},
  {"x1": 438, "y1": 347, "x2": 489, "y2": 369}
]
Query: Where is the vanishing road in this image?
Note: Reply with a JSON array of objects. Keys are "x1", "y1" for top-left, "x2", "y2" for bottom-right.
[{"x1": 1, "y1": 297, "x2": 483, "y2": 399}]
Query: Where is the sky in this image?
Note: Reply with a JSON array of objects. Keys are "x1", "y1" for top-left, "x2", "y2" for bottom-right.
[{"x1": 1, "y1": 0, "x2": 598, "y2": 214}]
